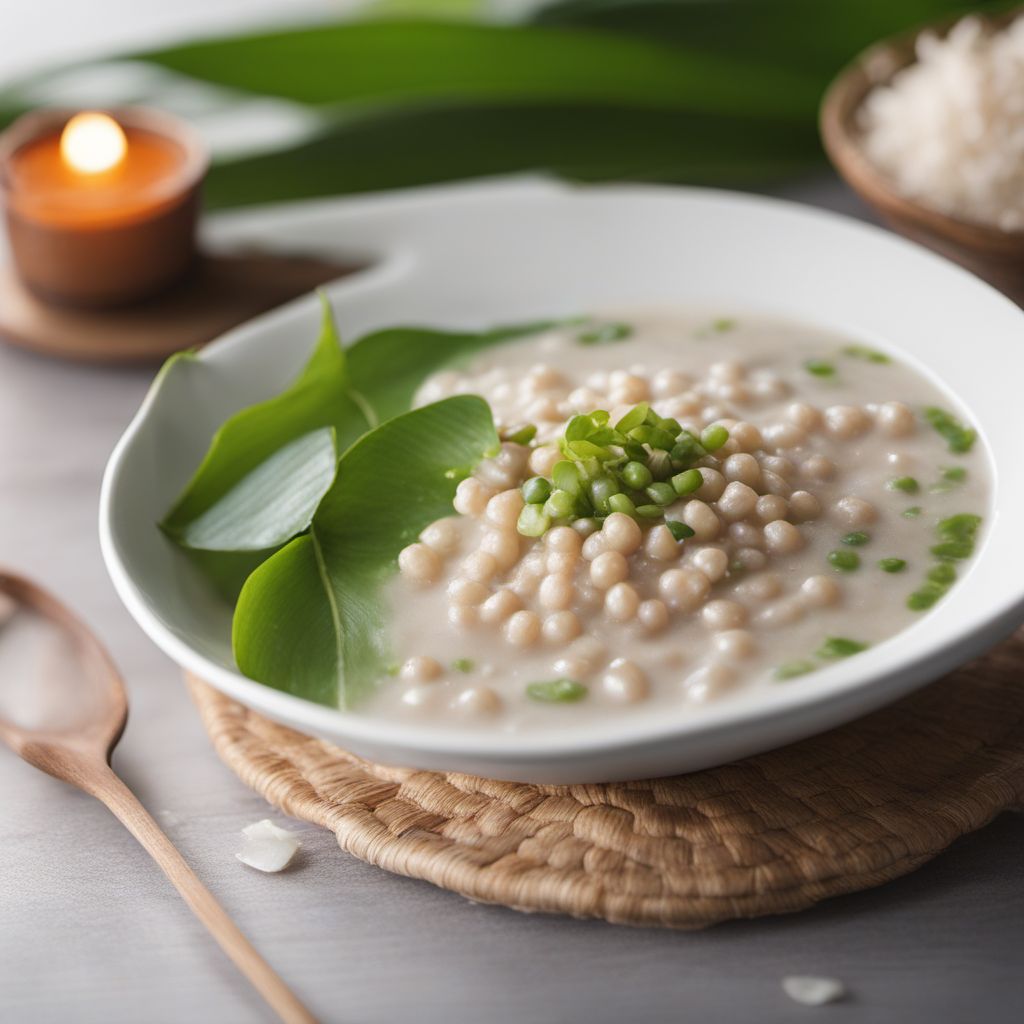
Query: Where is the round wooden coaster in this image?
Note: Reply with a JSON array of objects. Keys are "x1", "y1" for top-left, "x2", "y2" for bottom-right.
[{"x1": 186, "y1": 633, "x2": 1024, "y2": 929}]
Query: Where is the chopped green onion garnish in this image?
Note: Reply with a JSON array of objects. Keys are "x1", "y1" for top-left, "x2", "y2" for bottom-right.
[
  {"x1": 878, "y1": 558, "x2": 907, "y2": 573},
  {"x1": 930, "y1": 540, "x2": 972, "y2": 561},
  {"x1": 635, "y1": 504, "x2": 664, "y2": 518},
  {"x1": 671, "y1": 468, "x2": 703, "y2": 495},
  {"x1": 526, "y1": 678, "x2": 588, "y2": 703},
  {"x1": 902, "y1": 506, "x2": 923, "y2": 519},
  {"x1": 615, "y1": 403, "x2": 649, "y2": 433},
  {"x1": 923, "y1": 406, "x2": 976, "y2": 454},
  {"x1": 588, "y1": 476, "x2": 620, "y2": 513},
  {"x1": 817, "y1": 637, "x2": 868, "y2": 659},
  {"x1": 775, "y1": 661, "x2": 816, "y2": 681},
  {"x1": 712, "y1": 318, "x2": 736, "y2": 333},
  {"x1": 927, "y1": 563, "x2": 957, "y2": 585},
  {"x1": 701, "y1": 425, "x2": 729, "y2": 452},
  {"x1": 521, "y1": 476, "x2": 551, "y2": 504},
  {"x1": 842, "y1": 345, "x2": 891, "y2": 364},
  {"x1": 666, "y1": 520, "x2": 695, "y2": 542},
  {"x1": 645, "y1": 482, "x2": 676, "y2": 506},
  {"x1": 504, "y1": 423, "x2": 537, "y2": 446},
  {"x1": 544, "y1": 489, "x2": 576, "y2": 520},
  {"x1": 841, "y1": 531, "x2": 870, "y2": 546},
  {"x1": 827, "y1": 549, "x2": 860, "y2": 572},
  {"x1": 888, "y1": 476, "x2": 919, "y2": 494},
  {"x1": 452, "y1": 658, "x2": 474, "y2": 674},
  {"x1": 804, "y1": 359, "x2": 836, "y2": 377},
  {"x1": 608, "y1": 493, "x2": 638, "y2": 518},
  {"x1": 941, "y1": 466, "x2": 967, "y2": 482},
  {"x1": 907, "y1": 585, "x2": 944, "y2": 611},
  {"x1": 517, "y1": 504, "x2": 551, "y2": 537},
  {"x1": 621, "y1": 460, "x2": 653, "y2": 489},
  {"x1": 577, "y1": 322, "x2": 632, "y2": 346},
  {"x1": 552, "y1": 460, "x2": 581, "y2": 497},
  {"x1": 629, "y1": 425, "x2": 675, "y2": 451}
]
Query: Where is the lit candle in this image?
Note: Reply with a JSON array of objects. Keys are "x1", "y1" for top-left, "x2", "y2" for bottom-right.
[{"x1": 0, "y1": 108, "x2": 207, "y2": 307}]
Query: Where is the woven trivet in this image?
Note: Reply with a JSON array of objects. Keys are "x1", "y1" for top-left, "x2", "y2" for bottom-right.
[{"x1": 185, "y1": 633, "x2": 1024, "y2": 929}]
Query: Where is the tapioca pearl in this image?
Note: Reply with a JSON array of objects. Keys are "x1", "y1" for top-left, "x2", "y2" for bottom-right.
[
  {"x1": 508, "y1": 566, "x2": 541, "y2": 599},
  {"x1": 608, "y1": 372, "x2": 649, "y2": 404},
  {"x1": 833, "y1": 496, "x2": 877, "y2": 528},
  {"x1": 491, "y1": 382, "x2": 513, "y2": 403},
  {"x1": 824, "y1": 404, "x2": 872, "y2": 439},
  {"x1": 716, "y1": 480, "x2": 759, "y2": 521},
  {"x1": 504, "y1": 609, "x2": 541, "y2": 647},
  {"x1": 763, "y1": 519, "x2": 804, "y2": 555},
  {"x1": 637, "y1": 598, "x2": 670, "y2": 634},
  {"x1": 400, "y1": 656, "x2": 443, "y2": 683},
  {"x1": 527, "y1": 363, "x2": 567, "y2": 391},
  {"x1": 461, "y1": 551, "x2": 500, "y2": 584},
  {"x1": 400, "y1": 685, "x2": 439, "y2": 710},
  {"x1": 523, "y1": 396, "x2": 562, "y2": 424},
  {"x1": 693, "y1": 467, "x2": 726, "y2": 502},
  {"x1": 420, "y1": 517, "x2": 462, "y2": 555},
  {"x1": 722, "y1": 453, "x2": 761, "y2": 487},
  {"x1": 652, "y1": 369, "x2": 693, "y2": 398},
  {"x1": 585, "y1": 370, "x2": 609, "y2": 391},
  {"x1": 605, "y1": 582, "x2": 640, "y2": 622},
  {"x1": 602, "y1": 658, "x2": 650, "y2": 703},
  {"x1": 760, "y1": 454, "x2": 796, "y2": 480},
  {"x1": 701, "y1": 404, "x2": 732, "y2": 424},
  {"x1": 591, "y1": 550, "x2": 629, "y2": 589},
  {"x1": 545, "y1": 525, "x2": 583, "y2": 555},
  {"x1": 453, "y1": 477, "x2": 494, "y2": 516},
  {"x1": 454, "y1": 686, "x2": 503, "y2": 716},
  {"x1": 801, "y1": 454, "x2": 836, "y2": 482},
  {"x1": 447, "y1": 578, "x2": 490, "y2": 606},
  {"x1": 572, "y1": 517, "x2": 601, "y2": 540},
  {"x1": 788, "y1": 490, "x2": 821, "y2": 521},
  {"x1": 496, "y1": 440, "x2": 531, "y2": 476},
  {"x1": 539, "y1": 572, "x2": 574, "y2": 611},
  {"x1": 681, "y1": 500, "x2": 721, "y2": 541},
  {"x1": 479, "y1": 588, "x2": 522, "y2": 624},
  {"x1": 711, "y1": 629, "x2": 757, "y2": 661},
  {"x1": 481, "y1": 530, "x2": 521, "y2": 571},
  {"x1": 565, "y1": 636, "x2": 608, "y2": 673},
  {"x1": 800, "y1": 575, "x2": 842, "y2": 608},
  {"x1": 755, "y1": 598, "x2": 805, "y2": 628},
  {"x1": 581, "y1": 532, "x2": 607, "y2": 561},
  {"x1": 728, "y1": 522, "x2": 764, "y2": 550},
  {"x1": 750, "y1": 371, "x2": 788, "y2": 400},
  {"x1": 701, "y1": 599, "x2": 747, "y2": 630},
  {"x1": 567, "y1": 386, "x2": 603, "y2": 412},
  {"x1": 786, "y1": 402, "x2": 822, "y2": 432},
  {"x1": 658, "y1": 567, "x2": 711, "y2": 611},
  {"x1": 398, "y1": 543, "x2": 442, "y2": 585},
  {"x1": 760, "y1": 469, "x2": 792, "y2": 498},
  {"x1": 645, "y1": 524, "x2": 681, "y2": 561},
  {"x1": 529, "y1": 445, "x2": 562, "y2": 477},
  {"x1": 546, "y1": 550, "x2": 579, "y2": 575},
  {"x1": 714, "y1": 383, "x2": 751, "y2": 407},
  {"x1": 683, "y1": 663, "x2": 736, "y2": 703},
  {"x1": 755, "y1": 494, "x2": 789, "y2": 524},
  {"x1": 708, "y1": 359, "x2": 744, "y2": 382},
  {"x1": 602, "y1": 512, "x2": 643, "y2": 555},
  {"x1": 762, "y1": 422, "x2": 806, "y2": 450},
  {"x1": 448, "y1": 605, "x2": 479, "y2": 629},
  {"x1": 690, "y1": 546, "x2": 729, "y2": 583},
  {"x1": 735, "y1": 571, "x2": 783, "y2": 601},
  {"x1": 728, "y1": 421, "x2": 764, "y2": 452},
  {"x1": 553, "y1": 655, "x2": 590, "y2": 680},
  {"x1": 661, "y1": 392, "x2": 702, "y2": 418},
  {"x1": 542, "y1": 610, "x2": 582, "y2": 645},
  {"x1": 875, "y1": 400, "x2": 916, "y2": 438},
  {"x1": 485, "y1": 489, "x2": 524, "y2": 530},
  {"x1": 733, "y1": 547, "x2": 767, "y2": 572}
]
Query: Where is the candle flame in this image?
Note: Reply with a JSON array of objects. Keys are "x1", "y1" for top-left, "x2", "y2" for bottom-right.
[{"x1": 60, "y1": 112, "x2": 127, "y2": 175}]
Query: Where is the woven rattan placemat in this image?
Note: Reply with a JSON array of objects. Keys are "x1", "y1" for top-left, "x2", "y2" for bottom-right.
[{"x1": 186, "y1": 634, "x2": 1024, "y2": 929}]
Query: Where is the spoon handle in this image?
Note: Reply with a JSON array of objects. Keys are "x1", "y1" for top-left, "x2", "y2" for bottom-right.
[{"x1": 87, "y1": 764, "x2": 318, "y2": 1024}]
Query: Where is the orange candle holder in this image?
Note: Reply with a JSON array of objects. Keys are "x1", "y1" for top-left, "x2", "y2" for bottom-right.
[{"x1": 0, "y1": 107, "x2": 207, "y2": 308}]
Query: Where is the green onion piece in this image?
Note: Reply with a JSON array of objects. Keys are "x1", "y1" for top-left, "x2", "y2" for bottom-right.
[
  {"x1": 572, "y1": 517, "x2": 601, "y2": 538},
  {"x1": 817, "y1": 636, "x2": 869, "y2": 659},
  {"x1": 712, "y1": 318, "x2": 736, "y2": 333},
  {"x1": 521, "y1": 476, "x2": 551, "y2": 505},
  {"x1": 588, "y1": 476, "x2": 620, "y2": 513},
  {"x1": 590, "y1": 410, "x2": 610, "y2": 427},
  {"x1": 645, "y1": 482, "x2": 675, "y2": 506},
  {"x1": 623, "y1": 441, "x2": 647, "y2": 462},
  {"x1": 666, "y1": 520, "x2": 695, "y2": 542},
  {"x1": 804, "y1": 359, "x2": 836, "y2": 377},
  {"x1": 621, "y1": 460, "x2": 653, "y2": 489},
  {"x1": 552, "y1": 460, "x2": 581, "y2": 497},
  {"x1": 452, "y1": 658, "x2": 474, "y2": 674},
  {"x1": 384, "y1": 662, "x2": 401, "y2": 677},
  {"x1": 923, "y1": 406, "x2": 976, "y2": 454},
  {"x1": 907, "y1": 584, "x2": 945, "y2": 611},
  {"x1": 888, "y1": 476, "x2": 919, "y2": 494},
  {"x1": 648, "y1": 450, "x2": 673, "y2": 480},
  {"x1": 902, "y1": 506, "x2": 923, "y2": 519},
  {"x1": 615, "y1": 402, "x2": 649, "y2": 433},
  {"x1": 635, "y1": 504, "x2": 664, "y2": 518},
  {"x1": 526, "y1": 678, "x2": 588, "y2": 702},
  {"x1": 937, "y1": 513, "x2": 982, "y2": 542},
  {"x1": 504, "y1": 424, "x2": 537, "y2": 446},
  {"x1": 842, "y1": 345, "x2": 891, "y2": 364},
  {"x1": 629, "y1": 425, "x2": 676, "y2": 451},
  {"x1": 701, "y1": 425, "x2": 730, "y2": 452},
  {"x1": 671, "y1": 468, "x2": 703, "y2": 495},
  {"x1": 587, "y1": 427, "x2": 626, "y2": 447},
  {"x1": 827, "y1": 549, "x2": 860, "y2": 572},
  {"x1": 517, "y1": 504, "x2": 551, "y2": 538},
  {"x1": 927, "y1": 563, "x2": 957, "y2": 584},
  {"x1": 930, "y1": 540, "x2": 973, "y2": 561},
  {"x1": 564, "y1": 414, "x2": 592, "y2": 442},
  {"x1": 878, "y1": 558, "x2": 907, "y2": 573},
  {"x1": 544, "y1": 490, "x2": 576, "y2": 520},
  {"x1": 841, "y1": 531, "x2": 870, "y2": 547},
  {"x1": 577, "y1": 322, "x2": 632, "y2": 346},
  {"x1": 670, "y1": 434, "x2": 705, "y2": 465},
  {"x1": 608, "y1": 493, "x2": 638, "y2": 517},
  {"x1": 775, "y1": 660, "x2": 816, "y2": 680},
  {"x1": 657, "y1": 417, "x2": 683, "y2": 436},
  {"x1": 568, "y1": 439, "x2": 615, "y2": 460},
  {"x1": 941, "y1": 466, "x2": 967, "y2": 482}
]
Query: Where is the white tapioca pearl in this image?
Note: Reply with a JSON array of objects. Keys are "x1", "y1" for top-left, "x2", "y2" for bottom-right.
[
  {"x1": 723, "y1": 453, "x2": 761, "y2": 487},
  {"x1": 788, "y1": 490, "x2": 821, "y2": 521},
  {"x1": 763, "y1": 519, "x2": 804, "y2": 555},
  {"x1": 734, "y1": 547, "x2": 767, "y2": 571},
  {"x1": 481, "y1": 530, "x2": 520, "y2": 570},
  {"x1": 496, "y1": 440, "x2": 530, "y2": 475},
  {"x1": 591, "y1": 550, "x2": 629, "y2": 589},
  {"x1": 694, "y1": 467, "x2": 726, "y2": 502},
  {"x1": 538, "y1": 572, "x2": 574, "y2": 611},
  {"x1": 716, "y1": 480, "x2": 759, "y2": 521},
  {"x1": 585, "y1": 370, "x2": 609, "y2": 391},
  {"x1": 701, "y1": 599, "x2": 747, "y2": 630},
  {"x1": 701, "y1": 404, "x2": 731, "y2": 424},
  {"x1": 681, "y1": 500, "x2": 721, "y2": 541},
  {"x1": 400, "y1": 656, "x2": 443, "y2": 683},
  {"x1": 711, "y1": 629, "x2": 757, "y2": 661},
  {"x1": 800, "y1": 575, "x2": 842, "y2": 608},
  {"x1": 508, "y1": 566, "x2": 540, "y2": 599},
  {"x1": 546, "y1": 550, "x2": 579, "y2": 575},
  {"x1": 602, "y1": 658, "x2": 650, "y2": 703},
  {"x1": 786, "y1": 402, "x2": 822, "y2": 432},
  {"x1": 715, "y1": 383, "x2": 751, "y2": 406},
  {"x1": 601, "y1": 512, "x2": 642, "y2": 555},
  {"x1": 729, "y1": 522, "x2": 764, "y2": 549},
  {"x1": 876, "y1": 401, "x2": 916, "y2": 438},
  {"x1": 667, "y1": 392, "x2": 703, "y2": 417},
  {"x1": 572, "y1": 517, "x2": 601, "y2": 540},
  {"x1": 542, "y1": 610, "x2": 581, "y2": 645},
  {"x1": 400, "y1": 685, "x2": 439, "y2": 710},
  {"x1": 448, "y1": 605, "x2": 479, "y2": 629},
  {"x1": 453, "y1": 478, "x2": 494, "y2": 516},
  {"x1": 760, "y1": 454, "x2": 796, "y2": 479},
  {"x1": 565, "y1": 636, "x2": 607, "y2": 673},
  {"x1": 658, "y1": 567, "x2": 711, "y2": 611},
  {"x1": 420, "y1": 517, "x2": 462, "y2": 555},
  {"x1": 750, "y1": 372, "x2": 788, "y2": 400},
  {"x1": 553, "y1": 656, "x2": 589, "y2": 680},
  {"x1": 479, "y1": 588, "x2": 521, "y2": 624},
  {"x1": 460, "y1": 551, "x2": 499, "y2": 583},
  {"x1": 801, "y1": 454, "x2": 836, "y2": 482},
  {"x1": 756, "y1": 599, "x2": 805, "y2": 628},
  {"x1": 756, "y1": 494, "x2": 789, "y2": 523},
  {"x1": 760, "y1": 469, "x2": 792, "y2": 498},
  {"x1": 645, "y1": 524, "x2": 681, "y2": 561},
  {"x1": 567, "y1": 386, "x2": 602, "y2": 412},
  {"x1": 523, "y1": 397, "x2": 561, "y2": 423},
  {"x1": 608, "y1": 372, "x2": 649, "y2": 404},
  {"x1": 454, "y1": 686, "x2": 502, "y2": 716},
  {"x1": 545, "y1": 525, "x2": 583, "y2": 554},
  {"x1": 447, "y1": 578, "x2": 489, "y2": 606},
  {"x1": 708, "y1": 359, "x2": 744, "y2": 383},
  {"x1": 824, "y1": 404, "x2": 872, "y2": 439},
  {"x1": 504, "y1": 609, "x2": 541, "y2": 647},
  {"x1": 581, "y1": 532, "x2": 607, "y2": 560},
  {"x1": 735, "y1": 571, "x2": 783, "y2": 601},
  {"x1": 834, "y1": 496, "x2": 877, "y2": 528},
  {"x1": 398, "y1": 543, "x2": 442, "y2": 585},
  {"x1": 690, "y1": 546, "x2": 729, "y2": 582},
  {"x1": 527, "y1": 363, "x2": 567, "y2": 390},
  {"x1": 684, "y1": 663, "x2": 736, "y2": 702},
  {"x1": 485, "y1": 489, "x2": 524, "y2": 529},
  {"x1": 529, "y1": 445, "x2": 562, "y2": 477},
  {"x1": 652, "y1": 369, "x2": 693, "y2": 397},
  {"x1": 728, "y1": 422, "x2": 763, "y2": 452},
  {"x1": 763, "y1": 422, "x2": 806, "y2": 449},
  {"x1": 637, "y1": 598, "x2": 669, "y2": 634},
  {"x1": 605, "y1": 582, "x2": 640, "y2": 622}
]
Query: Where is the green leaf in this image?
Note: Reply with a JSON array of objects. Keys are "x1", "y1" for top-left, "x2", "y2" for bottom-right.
[
  {"x1": 233, "y1": 396, "x2": 499, "y2": 707},
  {"x1": 172, "y1": 428, "x2": 338, "y2": 551}
]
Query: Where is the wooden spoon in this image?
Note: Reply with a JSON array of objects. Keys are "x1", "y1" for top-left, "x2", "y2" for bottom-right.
[{"x1": 0, "y1": 571, "x2": 317, "y2": 1024}]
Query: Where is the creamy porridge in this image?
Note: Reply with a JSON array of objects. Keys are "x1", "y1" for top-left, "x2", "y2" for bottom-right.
[{"x1": 367, "y1": 312, "x2": 987, "y2": 730}]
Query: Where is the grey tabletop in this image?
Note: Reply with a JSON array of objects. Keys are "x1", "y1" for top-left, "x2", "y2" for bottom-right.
[{"x1": 1, "y1": 177, "x2": 1022, "y2": 1024}]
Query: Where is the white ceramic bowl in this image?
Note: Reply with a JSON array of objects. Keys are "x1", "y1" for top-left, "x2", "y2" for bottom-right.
[{"x1": 100, "y1": 180, "x2": 1024, "y2": 783}]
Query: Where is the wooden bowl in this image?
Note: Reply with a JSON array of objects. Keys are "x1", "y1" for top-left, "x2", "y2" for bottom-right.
[{"x1": 820, "y1": 9, "x2": 1024, "y2": 305}]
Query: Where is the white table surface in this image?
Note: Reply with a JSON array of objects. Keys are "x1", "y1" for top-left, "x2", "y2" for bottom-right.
[{"x1": 2, "y1": 175, "x2": 1023, "y2": 1023}]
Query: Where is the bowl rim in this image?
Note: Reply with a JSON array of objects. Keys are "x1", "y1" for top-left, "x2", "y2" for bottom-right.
[{"x1": 99, "y1": 180, "x2": 1024, "y2": 769}]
